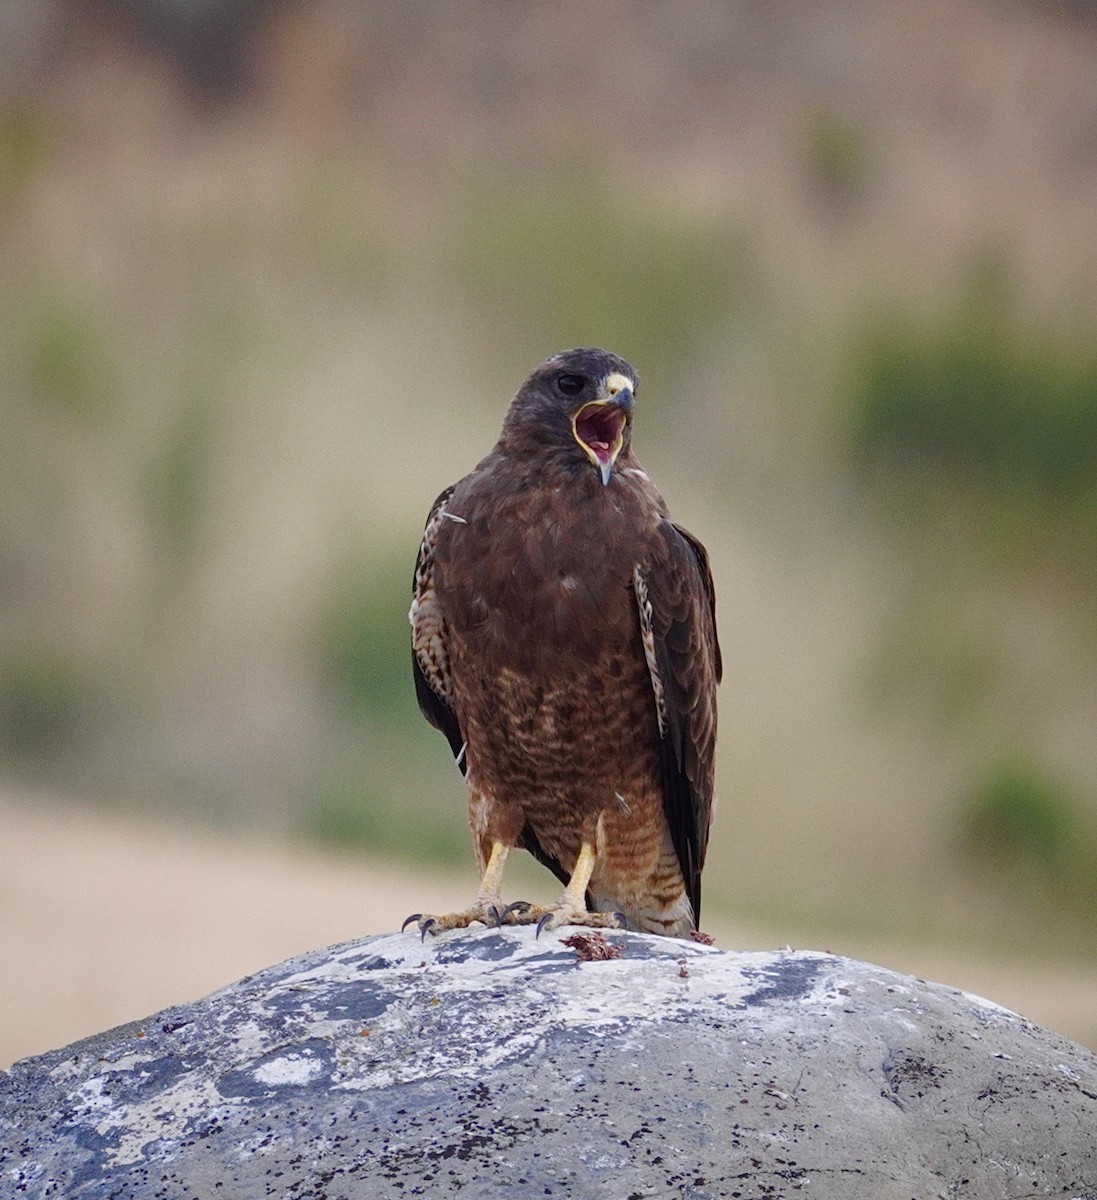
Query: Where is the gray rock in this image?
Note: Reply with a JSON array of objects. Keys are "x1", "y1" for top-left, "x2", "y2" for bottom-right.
[{"x1": 2, "y1": 928, "x2": 1096, "y2": 1199}]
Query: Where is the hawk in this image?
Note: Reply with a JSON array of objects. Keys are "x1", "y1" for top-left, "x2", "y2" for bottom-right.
[{"x1": 408, "y1": 348, "x2": 721, "y2": 938}]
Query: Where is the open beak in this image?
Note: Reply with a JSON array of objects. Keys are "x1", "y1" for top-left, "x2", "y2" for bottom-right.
[{"x1": 572, "y1": 375, "x2": 633, "y2": 486}]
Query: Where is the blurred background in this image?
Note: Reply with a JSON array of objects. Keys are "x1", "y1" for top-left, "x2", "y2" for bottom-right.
[{"x1": 1, "y1": 0, "x2": 1096, "y2": 1067}]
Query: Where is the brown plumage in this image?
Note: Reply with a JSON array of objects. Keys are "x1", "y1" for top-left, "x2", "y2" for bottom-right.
[{"x1": 409, "y1": 348, "x2": 720, "y2": 938}]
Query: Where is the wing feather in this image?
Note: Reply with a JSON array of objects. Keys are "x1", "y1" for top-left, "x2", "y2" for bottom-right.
[
  {"x1": 410, "y1": 486, "x2": 467, "y2": 774},
  {"x1": 634, "y1": 520, "x2": 721, "y2": 923}
]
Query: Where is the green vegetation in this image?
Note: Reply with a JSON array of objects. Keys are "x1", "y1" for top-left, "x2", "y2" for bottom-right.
[
  {"x1": 22, "y1": 295, "x2": 120, "y2": 423},
  {"x1": 304, "y1": 550, "x2": 471, "y2": 864},
  {"x1": 848, "y1": 292, "x2": 1097, "y2": 504},
  {"x1": 304, "y1": 774, "x2": 467, "y2": 865},
  {"x1": 319, "y1": 552, "x2": 421, "y2": 731},
  {"x1": 957, "y1": 759, "x2": 1097, "y2": 949},
  {"x1": 802, "y1": 109, "x2": 873, "y2": 216},
  {"x1": 0, "y1": 657, "x2": 92, "y2": 764},
  {"x1": 866, "y1": 595, "x2": 1003, "y2": 728},
  {"x1": 961, "y1": 760, "x2": 1077, "y2": 877},
  {"x1": 847, "y1": 278, "x2": 1097, "y2": 938},
  {"x1": 144, "y1": 392, "x2": 217, "y2": 562},
  {"x1": 0, "y1": 106, "x2": 53, "y2": 208}
]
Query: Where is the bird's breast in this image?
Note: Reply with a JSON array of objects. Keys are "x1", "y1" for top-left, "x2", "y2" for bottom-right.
[
  {"x1": 432, "y1": 465, "x2": 664, "y2": 818},
  {"x1": 437, "y1": 485, "x2": 646, "y2": 669}
]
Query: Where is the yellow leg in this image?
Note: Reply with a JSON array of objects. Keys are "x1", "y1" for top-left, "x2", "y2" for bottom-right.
[
  {"x1": 561, "y1": 841, "x2": 598, "y2": 908},
  {"x1": 475, "y1": 840, "x2": 509, "y2": 906},
  {"x1": 505, "y1": 841, "x2": 624, "y2": 936},
  {"x1": 403, "y1": 838, "x2": 624, "y2": 938},
  {"x1": 403, "y1": 839, "x2": 511, "y2": 937}
]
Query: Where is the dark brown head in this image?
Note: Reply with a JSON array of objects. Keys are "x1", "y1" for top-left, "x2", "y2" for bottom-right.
[{"x1": 499, "y1": 348, "x2": 638, "y2": 486}]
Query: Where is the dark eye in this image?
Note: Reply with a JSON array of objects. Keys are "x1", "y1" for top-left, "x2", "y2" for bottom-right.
[{"x1": 555, "y1": 373, "x2": 585, "y2": 396}]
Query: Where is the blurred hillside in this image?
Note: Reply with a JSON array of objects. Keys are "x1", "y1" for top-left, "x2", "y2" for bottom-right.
[{"x1": 1, "y1": 0, "x2": 1096, "y2": 964}]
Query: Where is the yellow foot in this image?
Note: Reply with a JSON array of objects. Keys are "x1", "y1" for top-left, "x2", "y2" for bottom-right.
[
  {"x1": 501, "y1": 899, "x2": 627, "y2": 938},
  {"x1": 502, "y1": 841, "x2": 626, "y2": 936},
  {"x1": 401, "y1": 901, "x2": 506, "y2": 939},
  {"x1": 403, "y1": 840, "x2": 515, "y2": 939}
]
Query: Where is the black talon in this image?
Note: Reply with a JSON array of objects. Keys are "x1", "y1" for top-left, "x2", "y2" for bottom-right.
[
  {"x1": 535, "y1": 912, "x2": 555, "y2": 939},
  {"x1": 502, "y1": 900, "x2": 532, "y2": 921},
  {"x1": 402, "y1": 913, "x2": 423, "y2": 932},
  {"x1": 487, "y1": 905, "x2": 504, "y2": 928},
  {"x1": 612, "y1": 912, "x2": 629, "y2": 929},
  {"x1": 419, "y1": 917, "x2": 437, "y2": 941}
]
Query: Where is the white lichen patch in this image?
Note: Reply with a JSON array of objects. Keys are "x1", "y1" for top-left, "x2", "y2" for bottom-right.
[
  {"x1": 253, "y1": 1054, "x2": 325, "y2": 1087},
  {"x1": 99, "y1": 1075, "x2": 227, "y2": 1169},
  {"x1": 219, "y1": 1017, "x2": 281, "y2": 1060},
  {"x1": 322, "y1": 933, "x2": 838, "y2": 1091},
  {"x1": 71, "y1": 1075, "x2": 115, "y2": 1114}
]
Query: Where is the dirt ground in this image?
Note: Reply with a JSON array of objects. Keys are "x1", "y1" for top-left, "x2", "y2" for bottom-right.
[{"x1": 2, "y1": 788, "x2": 1094, "y2": 1070}]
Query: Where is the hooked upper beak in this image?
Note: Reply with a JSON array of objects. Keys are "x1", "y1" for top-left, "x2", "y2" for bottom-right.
[{"x1": 572, "y1": 374, "x2": 633, "y2": 486}]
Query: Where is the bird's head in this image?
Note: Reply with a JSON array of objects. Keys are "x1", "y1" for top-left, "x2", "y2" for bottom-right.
[{"x1": 500, "y1": 348, "x2": 638, "y2": 486}]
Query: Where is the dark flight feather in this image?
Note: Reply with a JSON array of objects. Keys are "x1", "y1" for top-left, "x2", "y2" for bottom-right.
[{"x1": 638, "y1": 520, "x2": 722, "y2": 922}]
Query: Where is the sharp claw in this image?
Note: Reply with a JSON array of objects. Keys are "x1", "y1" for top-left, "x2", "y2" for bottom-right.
[
  {"x1": 535, "y1": 912, "x2": 555, "y2": 939},
  {"x1": 613, "y1": 912, "x2": 629, "y2": 929},
  {"x1": 402, "y1": 913, "x2": 423, "y2": 932},
  {"x1": 501, "y1": 900, "x2": 532, "y2": 922},
  {"x1": 488, "y1": 905, "x2": 503, "y2": 928},
  {"x1": 419, "y1": 917, "x2": 437, "y2": 941}
]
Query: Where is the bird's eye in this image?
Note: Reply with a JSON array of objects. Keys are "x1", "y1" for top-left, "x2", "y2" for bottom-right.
[{"x1": 555, "y1": 373, "x2": 585, "y2": 396}]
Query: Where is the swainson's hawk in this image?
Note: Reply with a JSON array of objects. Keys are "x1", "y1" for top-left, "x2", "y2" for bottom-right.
[{"x1": 409, "y1": 348, "x2": 720, "y2": 937}]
